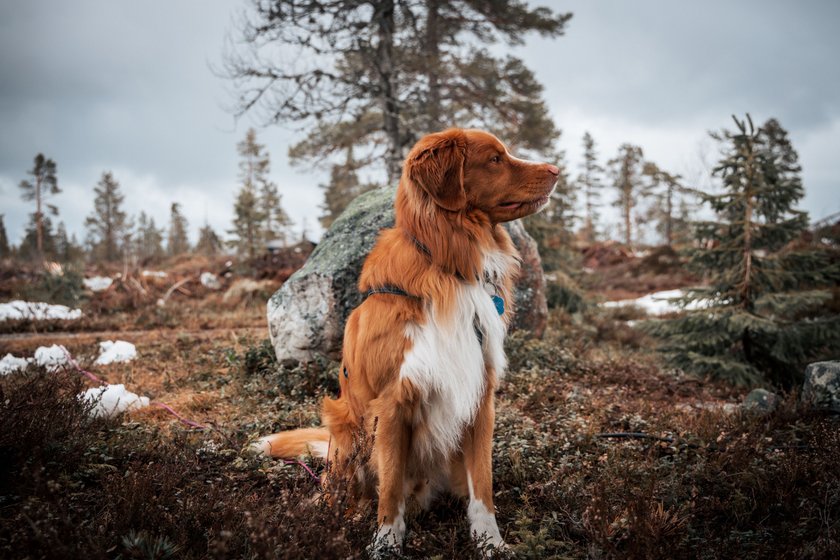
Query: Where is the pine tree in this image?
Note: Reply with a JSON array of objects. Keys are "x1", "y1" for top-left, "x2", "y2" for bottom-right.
[
  {"x1": 577, "y1": 132, "x2": 605, "y2": 243},
  {"x1": 0, "y1": 215, "x2": 9, "y2": 259},
  {"x1": 196, "y1": 224, "x2": 223, "y2": 256},
  {"x1": 230, "y1": 128, "x2": 292, "y2": 257},
  {"x1": 85, "y1": 171, "x2": 128, "y2": 262},
  {"x1": 18, "y1": 153, "x2": 60, "y2": 259},
  {"x1": 227, "y1": 1, "x2": 571, "y2": 184},
  {"x1": 319, "y1": 146, "x2": 377, "y2": 229},
  {"x1": 136, "y1": 212, "x2": 165, "y2": 263},
  {"x1": 641, "y1": 162, "x2": 692, "y2": 247},
  {"x1": 645, "y1": 115, "x2": 840, "y2": 387},
  {"x1": 608, "y1": 144, "x2": 645, "y2": 248},
  {"x1": 167, "y1": 202, "x2": 190, "y2": 256}
]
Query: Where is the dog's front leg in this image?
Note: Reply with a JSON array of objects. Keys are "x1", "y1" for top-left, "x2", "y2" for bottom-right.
[
  {"x1": 463, "y1": 382, "x2": 506, "y2": 552},
  {"x1": 369, "y1": 399, "x2": 410, "y2": 554}
]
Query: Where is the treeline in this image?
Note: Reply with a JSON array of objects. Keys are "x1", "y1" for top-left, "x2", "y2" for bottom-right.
[{"x1": 2, "y1": 128, "x2": 296, "y2": 267}]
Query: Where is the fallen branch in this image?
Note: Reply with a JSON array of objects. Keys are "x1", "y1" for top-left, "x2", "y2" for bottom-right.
[{"x1": 158, "y1": 276, "x2": 194, "y2": 306}]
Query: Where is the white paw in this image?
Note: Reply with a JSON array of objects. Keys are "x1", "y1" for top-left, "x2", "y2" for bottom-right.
[
  {"x1": 247, "y1": 436, "x2": 272, "y2": 456},
  {"x1": 367, "y1": 522, "x2": 405, "y2": 558}
]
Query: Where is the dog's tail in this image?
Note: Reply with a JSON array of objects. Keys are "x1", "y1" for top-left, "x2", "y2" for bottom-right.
[{"x1": 250, "y1": 427, "x2": 331, "y2": 459}]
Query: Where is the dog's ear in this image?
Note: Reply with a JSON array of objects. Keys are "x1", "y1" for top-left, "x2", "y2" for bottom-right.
[{"x1": 405, "y1": 129, "x2": 467, "y2": 211}]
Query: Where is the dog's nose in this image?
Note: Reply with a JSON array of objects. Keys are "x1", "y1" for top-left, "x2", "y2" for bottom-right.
[{"x1": 546, "y1": 164, "x2": 560, "y2": 176}]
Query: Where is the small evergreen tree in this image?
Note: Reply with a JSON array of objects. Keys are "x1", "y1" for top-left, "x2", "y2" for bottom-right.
[
  {"x1": 646, "y1": 115, "x2": 840, "y2": 387},
  {"x1": 19, "y1": 154, "x2": 60, "y2": 259},
  {"x1": 85, "y1": 171, "x2": 128, "y2": 262},
  {"x1": 167, "y1": 202, "x2": 191, "y2": 256},
  {"x1": 261, "y1": 181, "x2": 293, "y2": 247},
  {"x1": 608, "y1": 144, "x2": 645, "y2": 248},
  {"x1": 0, "y1": 215, "x2": 9, "y2": 259},
  {"x1": 577, "y1": 132, "x2": 605, "y2": 243},
  {"x1": 136, "y1": 211, "x2": 165, "y2": 263},
  {"x1": 196, "y1": 224, "x2": 224, "y2": 256},
  {"x1": 54, "y1": 221, "x2": 83, "y2": 263},
  {"x1": 230, "y1": 183, "x2": 263, "y2": 260}
]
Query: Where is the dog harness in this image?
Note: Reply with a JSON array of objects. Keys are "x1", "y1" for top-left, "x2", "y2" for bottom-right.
[{"x1": 363, "y1": 232, "x2": 505, "y2": 349}]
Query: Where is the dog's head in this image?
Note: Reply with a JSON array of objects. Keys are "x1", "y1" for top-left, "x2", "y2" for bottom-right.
[{"x1": 404, "y1": 128, "x2": 560, "y2": 223}]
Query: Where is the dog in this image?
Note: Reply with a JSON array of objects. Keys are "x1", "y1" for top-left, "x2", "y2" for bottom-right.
[{"x1": 254, "y1": 128, "x2": 559, "y2": 553}]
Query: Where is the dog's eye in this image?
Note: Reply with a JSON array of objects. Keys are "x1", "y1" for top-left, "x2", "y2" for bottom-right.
[{"x1": 490, "y1": 155, "x2": 502, "y2": 164}]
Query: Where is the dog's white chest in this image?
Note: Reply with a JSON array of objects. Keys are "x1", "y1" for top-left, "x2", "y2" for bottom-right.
[{"x1": 399, "y1": 276, "x2": 508, "y2": 459}]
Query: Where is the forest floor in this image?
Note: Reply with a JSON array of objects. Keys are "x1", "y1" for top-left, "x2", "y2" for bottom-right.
[{"x1": 0, "y1": 252, "x2": 837, "y2": 559}]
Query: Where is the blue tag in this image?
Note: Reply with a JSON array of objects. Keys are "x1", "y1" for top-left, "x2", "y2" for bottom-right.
[{"x1": 491, "y1": 295, "x2": 505, "y2": 315}]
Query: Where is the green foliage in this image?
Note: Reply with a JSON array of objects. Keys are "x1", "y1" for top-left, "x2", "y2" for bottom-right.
[
  {"x1": 545, "y1": 270, "x2": 587, "y2": 313},
  {"x1": 21, "y1": 268, "x2": 84, "y2": 306},
  {"x1": 646, "y1": 115, "x2": 840, "y2": 387}
]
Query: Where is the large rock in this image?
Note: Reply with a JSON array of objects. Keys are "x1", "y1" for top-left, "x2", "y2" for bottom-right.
[
  {"x1": 267, "y1": 187, "x2": 548, "y2": 364},
  {"x1": 801, "y1": 360, "x2": 840, "y2": 412}
]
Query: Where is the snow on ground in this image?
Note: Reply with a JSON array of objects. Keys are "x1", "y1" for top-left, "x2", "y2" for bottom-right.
[
  {"x1": 0, "y1": 300, "x2": 83, "y2": 321},
  {"x1": 602, "y1": 289, "x2": 708, "y2": 316},
  {"x1": 82, "y1": 276, "x2": 113, "y2": 292},
  {"x1": 80, "y1": 384, "x2": 150, "y2": 418},
  {"x1": 1, "y1": 354, "x2": 32, "y2": 375},
  {"x1": 200, "y1": 272, "x2": 221, "y2": 290},
  {"x1": 141, "y1": 270, "x2": 168, "y2": 278},
  {"x1": 34, "y1": 344, "x2": 71, "y2": 371},
  {"x1": 95, "y1": 340, "x2": 137, "y2": 365}
]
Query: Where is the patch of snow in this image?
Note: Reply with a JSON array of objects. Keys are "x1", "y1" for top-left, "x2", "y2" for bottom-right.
[
  {"x1": 141, "y1": 270, "x2": 168, "y2": 278},
  {"x1": 80, "y1": 384, "x2": 150, "y2": 418},
  {"x1": 1, "y1": 353, "x2": 32, "y2": 375},
  {"x1": 83, "y1": 276, "x2": 113, "y2": 292},
  {"x1": 603, "y1": 289, "x2": 708, "y2": 316},
  {"x1": 0, "y1": 300, "x2": 83, "y2": 321},
  {"x1": 34, "y1": 344, "x2": 71, "y2": 371},
  {"x1": 200, "y1": 271, "x2": 221, "y2": 290},
  {"x1": 95, "y1": 340, "x2": 137, "y2": 365}
]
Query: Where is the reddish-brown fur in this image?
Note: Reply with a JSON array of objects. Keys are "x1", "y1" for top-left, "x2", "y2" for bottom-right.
[{"x1": 256, "y1": 128, "x2": 559, "y2": 548}]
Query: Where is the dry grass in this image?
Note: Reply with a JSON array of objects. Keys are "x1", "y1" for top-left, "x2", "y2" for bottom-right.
[{"x1": 1, "y1": 278, "x2": 838, "y2": 558}]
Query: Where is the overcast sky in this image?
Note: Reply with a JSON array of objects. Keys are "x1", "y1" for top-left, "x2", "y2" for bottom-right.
[{"x1": 1, "y1": 0, "x2": 838, "y2": 246}]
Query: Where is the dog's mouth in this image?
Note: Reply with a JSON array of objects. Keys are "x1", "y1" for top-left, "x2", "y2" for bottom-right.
[{"x1": 498, "y1": 194, "x2": 551, "y2": 212}]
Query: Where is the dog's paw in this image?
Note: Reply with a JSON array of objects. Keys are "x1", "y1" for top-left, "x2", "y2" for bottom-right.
[
  {"x1": 367, "y1": 523, "x2": 405, "y2": 559},
  {"x1": 245, "y1": 435, "x2": 272, "y2": 457}
]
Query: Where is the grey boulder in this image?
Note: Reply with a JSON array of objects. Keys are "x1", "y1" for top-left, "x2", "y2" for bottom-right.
[
  {"x1": 267, "y1": 186, "x2": 548, "y2": 364},
  {"x1": 801, "y1": 360, "x2": 840, "y2": 412}
]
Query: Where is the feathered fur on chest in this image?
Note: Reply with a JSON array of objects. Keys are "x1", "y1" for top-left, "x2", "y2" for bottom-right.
[{"x1": 398, "y1": 251, "x2": 518, "y2": 460}]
